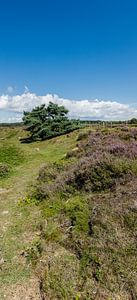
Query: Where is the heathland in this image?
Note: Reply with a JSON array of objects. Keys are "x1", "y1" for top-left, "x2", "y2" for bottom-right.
[{"x1": 0, "y1": 124, "x2": 137, "y2": 299}]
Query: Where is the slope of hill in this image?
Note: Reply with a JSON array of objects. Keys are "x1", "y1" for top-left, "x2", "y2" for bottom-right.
[
  {"x1": 0, "y1": 126, "x2": 81, "y2": 299},
  {"x1": 0, "y1": 125, "x2": 137, "y2": 299}
]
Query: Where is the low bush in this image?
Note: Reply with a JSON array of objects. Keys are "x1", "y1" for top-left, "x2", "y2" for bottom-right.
[
  {"x1": 37, "y1": 163, "x2": 58, "y2": 183},
  {"x1": 34, "y1": 128, "x2": 137, "y2": 200},
  {"x1": 64, "y1": 156, "x2": 132, "y2": 192}
]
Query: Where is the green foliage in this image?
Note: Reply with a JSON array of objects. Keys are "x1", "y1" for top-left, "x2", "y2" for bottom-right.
[
  {"x1": 43, "y1": 222, "x2": 61, "y2": 242},
  {"x1": 129, "y1": 118, "x2": 137, "y2": 124},
  {"x1": 44, "y1": 251, "x2": 80, "y2": 299},
  {"x1": 88, "y1": 158, "x2": 131, "y2": 192},
  {"x1": 124, "y1": 212, "x2": 137, "y2": 230},
  {"x1": 64, "y1": 196, "x2": 90, "y2": 233},
  {"x1": 23, "y1": 102, "x2": 81, "y2": 141},
  {"x1": 2, "y1": 125, "x2": 137, "y2": 299},
  {"x1": 25, "y1": 238, "x2": 42, "y2": 266}
]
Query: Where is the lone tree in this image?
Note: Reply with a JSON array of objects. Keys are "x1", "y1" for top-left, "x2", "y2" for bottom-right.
[{"x1": 22, "y1": 102, "x2": 80, "y2": 141}]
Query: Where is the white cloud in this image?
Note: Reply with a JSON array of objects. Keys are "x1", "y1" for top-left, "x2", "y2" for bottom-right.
[
  {"x1": 0, "y1": 95, "x2": 9, "y2": 109},
  {"x1": 0, "y1": 92, "x2": 137, "y2": 122}
]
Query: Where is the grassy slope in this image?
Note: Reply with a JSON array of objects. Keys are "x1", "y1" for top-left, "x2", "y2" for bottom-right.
[
  {"x1": 29, "y1": 127, "x2": 137, "y2": 300},
  {"x1": 0, "y1": 126, "x2": 83, "y2": 299},
  {"x1": 1, "y1": 126, "x2": 137, "y2": 300}
]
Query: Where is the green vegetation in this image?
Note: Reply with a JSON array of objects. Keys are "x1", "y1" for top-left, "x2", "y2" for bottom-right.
[
  {"x1": 30, "y1": 126, "x2": 137, "y2": 299},
  {"x1": 1, "y1": 125, "x2": 137, "y2": 299},
  {"x1": 22, "y1": 102, "x2": 81, "y2": 142},
  {"x1": 0, "y1": 134, "x2": 25, "y2": 178},
  {"x1": 0, "y1": 125, "x2": 82, "y2": 299},
  {"x1": 0, "y1": 144, "x2": 24, "y2": 166}
]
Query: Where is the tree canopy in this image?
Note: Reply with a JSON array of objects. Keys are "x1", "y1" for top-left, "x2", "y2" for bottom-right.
[{"x1": 22, "y1": 102, "x2": 81, "y2": 141}]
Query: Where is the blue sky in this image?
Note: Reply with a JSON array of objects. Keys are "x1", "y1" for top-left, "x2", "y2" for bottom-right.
[{"x1": 1, "y1": 0, "x2": 137, "y2": 121}]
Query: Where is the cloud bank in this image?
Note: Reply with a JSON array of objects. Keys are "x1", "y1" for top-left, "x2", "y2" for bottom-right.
[{"x1": 0, "y1": 92, "x2": 137, "y2": 122}]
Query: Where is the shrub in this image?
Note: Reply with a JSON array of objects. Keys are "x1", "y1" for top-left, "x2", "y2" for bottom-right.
[
  {"x1": 37, "y1": 164, "x2": 58, "y2": 183},
  {"x1": 44, "y1": 250, "x2": 80, "y2": 299},
  {"x1": 64, "y1": 156, "x2": 132, "y2": 192},
  {"x1": 64, "y1": 196, "x2": 90, "y2": 233},
  {"x1": 25, "y1": 238, "x2": 42, "y2": 266},
  {"x1": 34, "y1": 128, "x2": 137, "y2": 200}
]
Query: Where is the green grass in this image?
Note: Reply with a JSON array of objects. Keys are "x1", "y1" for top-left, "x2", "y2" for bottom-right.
[
  {"x1": 0, "y1": 144, "x2": 25, "y2": 169},
  {"x1": 0, "y1": 125, "x2": 85, "y2": 298},
  {"x1": 1, "y1": 125, "x2": 137, "y2": 299}
]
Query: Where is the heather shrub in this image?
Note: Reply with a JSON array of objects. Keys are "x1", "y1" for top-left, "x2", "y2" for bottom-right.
[
  {"x1": 34, "y1": 162, "x2": 67, "y2": 200},
  {"x1": 81, "y1": 130, "x2": 137, "y2": 160},
  {"x1": 34, "y1": 128, "x2": 137, "y2": 200},
  {"x1": 64, "y1": 156, "x2": 132, "y2": 192},
  {"x1": 34, "y1": 155, "x2": 133, "y2": 200},
  {"x1": 106, "y1": 141, "x2": 126, "y2": 155},
  {"x1": 104, "y1": 140, "x2": 137, "y2": 159},
  {"x1": 37, "y1": 163, "x2": 58, "y2": 183}
]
